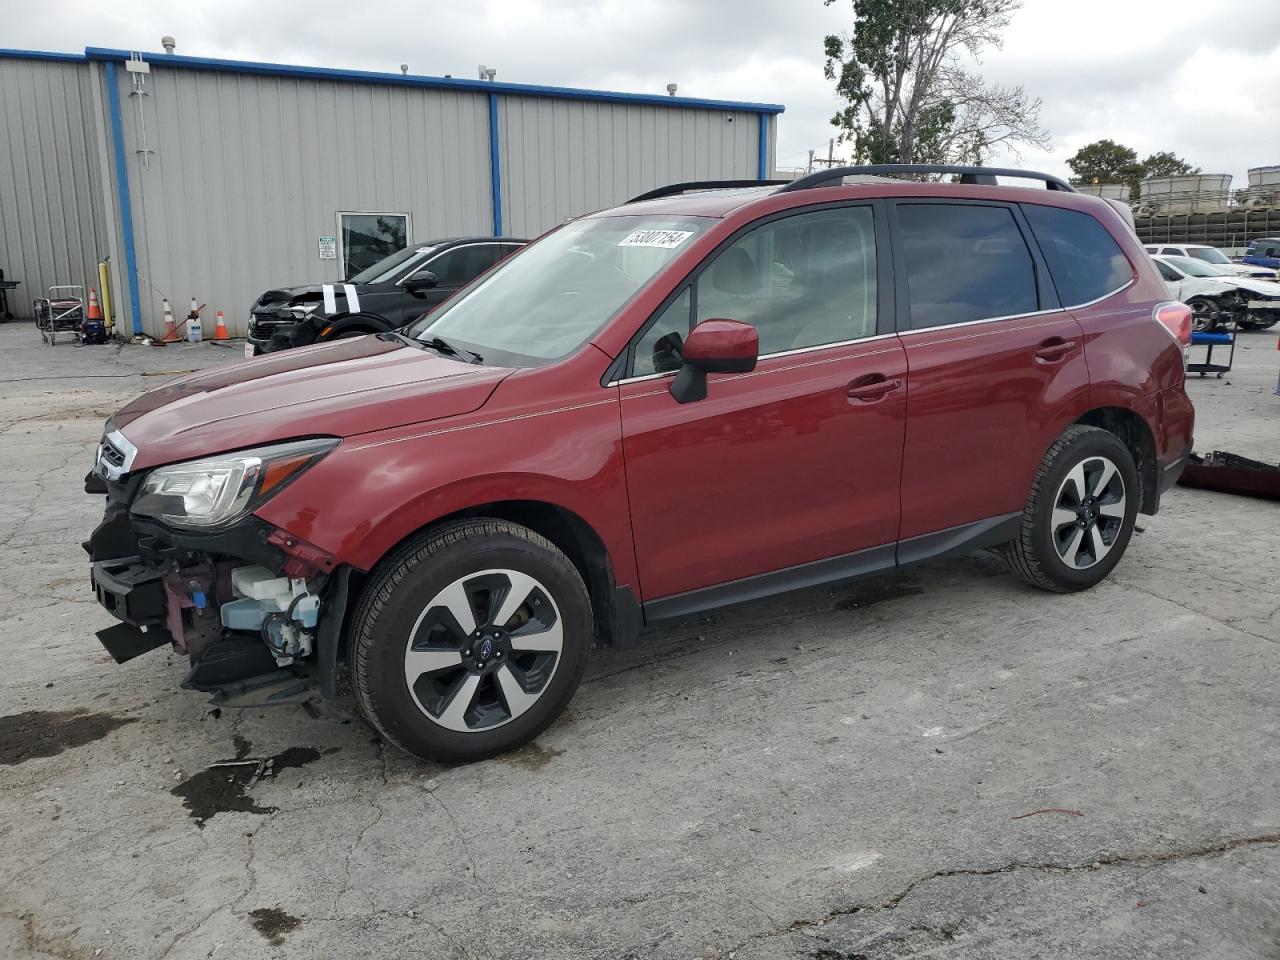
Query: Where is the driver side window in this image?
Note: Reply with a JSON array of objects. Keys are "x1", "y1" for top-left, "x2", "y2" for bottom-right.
[{"x1": 695, "y1": 206, "x2": 877, "y2": 356}]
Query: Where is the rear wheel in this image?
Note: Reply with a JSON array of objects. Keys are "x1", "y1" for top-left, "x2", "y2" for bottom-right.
[
  {"x1": 1002, "y1": 425, "x2": 1139, "y2": 592},
  {"x1": 352, "y1": 518, "x2": 592, "y2": 763}
]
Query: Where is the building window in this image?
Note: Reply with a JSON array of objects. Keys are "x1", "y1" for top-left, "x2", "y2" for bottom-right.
[{"x1": 339, "y1": 212, "x2": 410, "y2": 279}]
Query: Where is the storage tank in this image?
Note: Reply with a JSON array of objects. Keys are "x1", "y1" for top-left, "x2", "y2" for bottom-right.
[
  {"x1": 1137, "y1": 174, "x2": 1232, "y2": 214},
  {"x1": 1076, "y1": 183, "x2": 1129, "y2": 200},
  {"x1": 1245, "y1": 165, "x2": 1280, "y2": 207}
]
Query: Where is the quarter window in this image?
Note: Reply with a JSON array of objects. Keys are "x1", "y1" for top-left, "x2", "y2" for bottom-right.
[
  {"x1": 633, "y1": 288, "x2": 692, "y2": 377},
  {"x1": 1023, "y1": 204, "x2": 1134, "y2": 306},
  {"x1": 897, "y1": 203, "x2": 1038, "y2": 328}
]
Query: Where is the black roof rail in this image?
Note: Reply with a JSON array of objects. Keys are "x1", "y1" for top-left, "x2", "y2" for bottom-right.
[
  {"x1": 628, "y1": 179, "x2": 790, "y2": 203},
  {"x1": 777, "y1": 164, "x2": 1077, "y2": 194}
]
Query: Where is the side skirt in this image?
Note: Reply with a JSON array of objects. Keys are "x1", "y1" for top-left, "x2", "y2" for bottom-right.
[{"x1": 641, "y1": 512, "x2": 1021, "y2": 623}]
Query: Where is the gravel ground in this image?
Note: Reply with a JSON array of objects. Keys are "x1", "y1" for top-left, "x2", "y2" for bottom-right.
[{"x1": 0, "y1": 322, "x2": 1276, "y2": 960}]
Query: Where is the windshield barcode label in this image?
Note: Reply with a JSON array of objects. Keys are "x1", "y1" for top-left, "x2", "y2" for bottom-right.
[{"x1": 618, "y1": 229, "x2": 694, "y2": 249}]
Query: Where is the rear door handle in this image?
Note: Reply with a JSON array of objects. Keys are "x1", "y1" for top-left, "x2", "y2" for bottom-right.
[
  {"x1": 1034, "y1": 337, "x2": 1078, "y2": 362},
  {"x1": 847, "y1": 375, "x2": 903, "y2": 402}
]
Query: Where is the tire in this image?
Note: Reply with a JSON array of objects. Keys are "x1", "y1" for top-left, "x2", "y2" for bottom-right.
[
  {"x1": 1186, "y1": 297, "x2": 1219, "y2": 332},
  {"x1": 334, "y1": 328, "x2": 375, "y2": 340},
  {"x1": 1238, "y1": 314, "x2": 1277, "y2": 331},
  {"x1": 1001, "y1": 425, "x2": 1140, "y2": 593},
  {"x1": 352, "y1": 518, "x2": 592, "y2": 763}
]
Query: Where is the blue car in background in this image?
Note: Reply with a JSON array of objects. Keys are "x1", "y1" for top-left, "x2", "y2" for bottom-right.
[{"x1": 1242, "y1": 238, "x2": 1280, "y2": 270}]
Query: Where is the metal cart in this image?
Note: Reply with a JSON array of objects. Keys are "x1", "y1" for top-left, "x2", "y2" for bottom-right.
[
  {"x1": 1188, "y1": 328, "x2": 1235, "y2": 378},
  {"x1": 32, "y1": 286, "x2": 85, "y2": 345}
]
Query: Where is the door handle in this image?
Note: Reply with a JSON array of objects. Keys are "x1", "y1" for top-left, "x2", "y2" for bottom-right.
[
  {"x1": 1034, "y1": 337, "x2": 1078, "y2": 362},
  {"x1": 846, "y1": 375, "x2": 902, "y2": 402}
]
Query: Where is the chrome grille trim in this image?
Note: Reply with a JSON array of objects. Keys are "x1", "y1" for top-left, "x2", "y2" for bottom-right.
[{"x1": 96, "y1": 429, "x2": 138, "y2": 482}]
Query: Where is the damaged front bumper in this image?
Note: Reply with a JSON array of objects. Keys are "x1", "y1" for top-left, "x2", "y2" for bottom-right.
[{"x1": 85, "y1": 471, "x2": 352, "y2": 707}]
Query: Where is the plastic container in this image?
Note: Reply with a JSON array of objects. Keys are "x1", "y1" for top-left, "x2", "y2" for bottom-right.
[{"x1": 187, "y1": 317, "x2": 202, "y2": 342}]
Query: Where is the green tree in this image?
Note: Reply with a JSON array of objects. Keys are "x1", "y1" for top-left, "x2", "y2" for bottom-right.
[
  {"x1": 1066, "y1": 140, "x2": 1199, "y2": 198},
  {"x1": 822, "y1": 0, "x2": 1049, "y2": 166}
]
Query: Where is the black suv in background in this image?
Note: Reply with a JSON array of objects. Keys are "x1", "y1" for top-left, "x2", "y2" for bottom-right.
[{"x1": 246, "y1": 236, "x2": 526, "y2": 354}]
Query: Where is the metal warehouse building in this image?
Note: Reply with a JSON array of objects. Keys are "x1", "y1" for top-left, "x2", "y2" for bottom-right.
[{"x1": 0, "y1": 47, "x2": 783, "y2": 337}]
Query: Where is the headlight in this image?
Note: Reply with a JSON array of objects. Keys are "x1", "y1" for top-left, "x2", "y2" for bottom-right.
[
  {"x1": 288, "y1": 303, "x2": 320, "y2": 319},
  {"x1": 131, "y1": 438, "x2": 338, "y2": 529}
]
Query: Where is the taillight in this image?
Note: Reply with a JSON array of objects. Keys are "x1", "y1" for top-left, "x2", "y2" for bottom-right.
[{"x1": 1153, "y1": 301, "x2": 1193, "y2": 347}]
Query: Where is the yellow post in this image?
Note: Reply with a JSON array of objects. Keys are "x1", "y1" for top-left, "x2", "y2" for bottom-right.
[{"x1": 97, "y1": 261, "x2": 113, "y2": 335}]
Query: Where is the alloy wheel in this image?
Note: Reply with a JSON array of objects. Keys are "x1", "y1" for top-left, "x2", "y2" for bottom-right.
[
  {"x1": 403, "y1": 569, "x2": 563, "y2": 732},
  {"x1": 1050, "y1": 455, "x2": 1127, "y2": 570}
]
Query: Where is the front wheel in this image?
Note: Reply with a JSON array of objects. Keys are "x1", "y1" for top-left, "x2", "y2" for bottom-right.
[
  {"x1": 1001, "y1": 425, "x2": 1140, "y2": 592},
  {"x1": 351, "y1": 518, "x2": 592, "y2": 763},
  {"x1": 1186, "y1": 297, "x2": 1220, "y2": 332}
]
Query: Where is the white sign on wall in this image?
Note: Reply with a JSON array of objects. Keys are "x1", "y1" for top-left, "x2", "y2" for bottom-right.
[{"x1": 318, "y1": 236, "x2": 337, "y2": 260}]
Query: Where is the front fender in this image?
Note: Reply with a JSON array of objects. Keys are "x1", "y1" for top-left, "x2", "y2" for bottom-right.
[
  {"x1": 319, "y1": 313, "x2": 394, "y2": 339},
  {"x1": 255, "y1": 385, "x2": 638, "y2": 591}
]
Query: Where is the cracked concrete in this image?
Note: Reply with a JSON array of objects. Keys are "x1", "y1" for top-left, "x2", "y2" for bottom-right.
[{"x1": 0, "y1": 323, "x2": 1277, "y2": 959}]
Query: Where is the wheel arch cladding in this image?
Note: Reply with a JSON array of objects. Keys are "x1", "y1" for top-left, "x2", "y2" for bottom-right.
[
  {"x1": 344, "y1": 500, "x2": 632, "y2": 663},
  {"x1": 323, "y1": 314, "x2": 391, "y2": 337},
  {"x1": 1074, "y1": 406, "x2": 1158, "y2": 513}
]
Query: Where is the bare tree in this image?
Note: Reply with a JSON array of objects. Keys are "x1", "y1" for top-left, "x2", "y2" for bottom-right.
[{"x1": 823, "y1": 0, "x2": 1050, "y2": 165}]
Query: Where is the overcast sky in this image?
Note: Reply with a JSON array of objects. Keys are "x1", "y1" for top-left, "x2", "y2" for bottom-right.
[{"x1": 9, "y1": 0, "x2": 1280, "y2": 188}]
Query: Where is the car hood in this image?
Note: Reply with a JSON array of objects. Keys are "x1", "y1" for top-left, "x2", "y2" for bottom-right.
[
  {"x1": 1201, "y1": 275, "x2": 1280, "y2": 296},
  {"x1": 113, "y1": 335, "x2": 512, "y2": 470}
]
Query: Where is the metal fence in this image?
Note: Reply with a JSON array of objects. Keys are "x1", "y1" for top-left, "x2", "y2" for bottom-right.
[{"x1": 1134, "y1": 208, "x2": 1280, "y2": 251}]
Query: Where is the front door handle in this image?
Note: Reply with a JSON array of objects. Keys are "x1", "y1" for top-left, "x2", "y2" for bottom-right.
[
  {"x1": 1034, "y1": 337, "x2": 1078, "y2": 362},
  {"x1": 847, "y1": 375, "x2": 903, "y2": 402}
]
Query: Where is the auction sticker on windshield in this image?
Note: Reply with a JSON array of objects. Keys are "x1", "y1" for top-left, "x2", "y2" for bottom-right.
[{"x1": 618, "y1": 229, "x2": 694, "y2": 249}]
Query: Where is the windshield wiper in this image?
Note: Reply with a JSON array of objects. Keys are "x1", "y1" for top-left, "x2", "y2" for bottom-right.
[
  {"x1": 379, "y1": 331, "x2": 484, "y2": 364},
  {"x1": 421, "y1": 335, "x2": 484, "y2": 364}
]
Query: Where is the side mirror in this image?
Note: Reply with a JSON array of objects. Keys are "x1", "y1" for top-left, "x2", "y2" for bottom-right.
[
  {"x1": 670, "y1": 319, "x2": 758, "y2": 404},
  {"x1": 404, "y1": 270, "x2": 439, "y2": 292}
]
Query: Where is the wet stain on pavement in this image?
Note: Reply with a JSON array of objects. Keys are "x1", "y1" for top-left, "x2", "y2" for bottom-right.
[
  {"x1": 834, "y1": 576, "x2": 924, "y2": 611},
  {"x1": 499, "y1": 742, "x2": 564, "y2": 771},
  {"x1": 249, "y1": 907, "x2": 302, "y2": 945},
  {"x1": 170, "y1": 736, "x2": 321, "y2": 827},
  {"x1": 0, "y1": 709, "x2": 136, "y2": 765}
]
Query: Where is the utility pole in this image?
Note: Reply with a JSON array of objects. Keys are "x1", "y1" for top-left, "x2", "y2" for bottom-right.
[{"x1": 807, "y1": 149, "x2": 814, "y2": 174}]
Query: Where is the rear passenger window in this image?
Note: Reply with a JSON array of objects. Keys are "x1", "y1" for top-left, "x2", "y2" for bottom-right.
[
  {"x1": 897, "y1": 204, "x2": 1038, "y2": 328},
  {"x1": 1023, "y1": 205, "x2": 1133, "y2": 306}
]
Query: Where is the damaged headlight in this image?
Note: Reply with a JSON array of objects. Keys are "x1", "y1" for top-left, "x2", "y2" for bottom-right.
[{"x1": 131, "y1": 438, "x2": 338, "y2": 529}]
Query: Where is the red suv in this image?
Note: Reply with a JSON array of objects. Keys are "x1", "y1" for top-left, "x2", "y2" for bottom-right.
[{"x1": 87, "y1": 165, "x2": 1195, "y2": 763}]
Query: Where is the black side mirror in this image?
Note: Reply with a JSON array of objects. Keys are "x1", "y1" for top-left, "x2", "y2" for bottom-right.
[{"x1": 404, "y1": 270, "x2": 439, "y2": 292}]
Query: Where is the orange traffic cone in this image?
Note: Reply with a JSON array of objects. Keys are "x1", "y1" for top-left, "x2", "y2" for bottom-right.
[
  {"x1": 212, "y1": 310, "x2": 229, "y2": 340},
  {"x1": 161, "y1": 299, "x2": 179, "y2": 342},
  {"x1": 86, "y1": 287, "x2": 103, "y2": 320}
]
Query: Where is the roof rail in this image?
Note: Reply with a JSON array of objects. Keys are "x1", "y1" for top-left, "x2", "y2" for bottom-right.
[
  {"x1": 628, "y1": 179, "x2": 789, "y2": 203},
  {"x1": 777, "y1": 164, "x2": 1076, "y2": 194}
]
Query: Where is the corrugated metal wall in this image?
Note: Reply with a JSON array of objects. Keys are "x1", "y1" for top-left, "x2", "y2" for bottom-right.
[
  {"x1": 0, "y1": 58, "x2": 108, "y2": 319},
  {"x1": 114, "y1": 64, "x2": 493, "y2": 336},
  {"x1": 497, "y1": 97, "x2": 763, "y2": 238},
  {"x1": 2, "y1": 51, "x2": 779, "y2": 338}
]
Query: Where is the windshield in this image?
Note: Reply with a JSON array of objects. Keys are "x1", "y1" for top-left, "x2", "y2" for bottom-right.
[
  {"x1": 407, "y1": 215, "x2": 713, "y2": 364},
  {"x1": 1165, "y1": 256, "x2": 1231, "y2": 278},
  {"x1": 1186, "y1": 247, "x2": 1231, "y2": 265},
  {"x1": 347, "y1": 245, "x2": 434, "y2": 285}
]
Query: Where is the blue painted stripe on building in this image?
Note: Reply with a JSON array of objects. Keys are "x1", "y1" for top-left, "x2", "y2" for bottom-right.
[
  {"x1": 757, "y1": 115, "x2": 769, "y2": 180},
  {"x1": 82, "y1": 47, "x2": 785, "y2": 114},
  {"x1": 0, "y1": 48, "x2": 88, "y2": 63},
  {"x1": 103, "y1": 63, "x2": 142, "y2": 335},
  {"x1": 488, "y1": 93, "x2": 503, "y2": 237}
]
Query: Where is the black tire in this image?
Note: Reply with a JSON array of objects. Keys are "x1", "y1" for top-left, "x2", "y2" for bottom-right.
[
  {"x1": 1186, "y1": 297, "x2": 1219, "y2": 332},
  {"x1": 1001, "y1": 425, "x2": 1140, "y2": 593},
  {"x1": 352, "y1": 518, "x2": 592, "y2": 763},
  {"x1": 1238, "y1": 315, "x2": 1277, "y2": 331}
]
